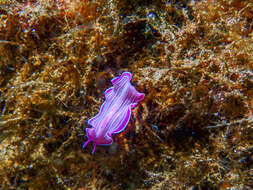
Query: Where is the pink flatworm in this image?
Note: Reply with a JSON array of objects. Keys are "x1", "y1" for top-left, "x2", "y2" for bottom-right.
[{"x1": 82, "y1": 72, "x2": 145, "y2": 154}]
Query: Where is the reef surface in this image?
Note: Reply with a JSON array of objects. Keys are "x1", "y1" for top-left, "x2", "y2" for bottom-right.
[{"x1": 0, "y1": 0, "x2": 252, "y2": 189}]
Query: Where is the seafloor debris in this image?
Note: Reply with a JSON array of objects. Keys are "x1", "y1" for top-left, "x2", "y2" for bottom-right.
[{"x1": 0, "y1": 0, "x2": 252, "y2": 189}]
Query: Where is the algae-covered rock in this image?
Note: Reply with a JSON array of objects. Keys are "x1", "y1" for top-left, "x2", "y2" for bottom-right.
[{"x1": 0, "y1": 0, "x2": 252, "y2": 189}]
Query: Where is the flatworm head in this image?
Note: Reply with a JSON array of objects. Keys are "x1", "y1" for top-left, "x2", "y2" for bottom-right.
[{"x1": 83, "y1": 72, "x2": 145, "y2": 154}]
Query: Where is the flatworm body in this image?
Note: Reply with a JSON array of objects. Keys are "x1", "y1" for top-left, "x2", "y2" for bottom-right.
[{"x1": 83, "y1": 72, "x2": 145, "y2": 154}]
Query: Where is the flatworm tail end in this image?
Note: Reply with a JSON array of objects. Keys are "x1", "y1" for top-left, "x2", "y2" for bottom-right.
[
  {"x1": 82, "y1": 139, "x2": 91, "y2": 149},
  {"x1": 82, "y1": 139, "x2": 97, "y2": 154},
  {"x1": 92, "y1": 143, "x2": 97, "y2": 154}
]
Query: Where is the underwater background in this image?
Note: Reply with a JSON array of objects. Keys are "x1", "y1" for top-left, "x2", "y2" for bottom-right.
[{"x1": 0, "y1": 0, "x2": 252, "y2": 189}]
